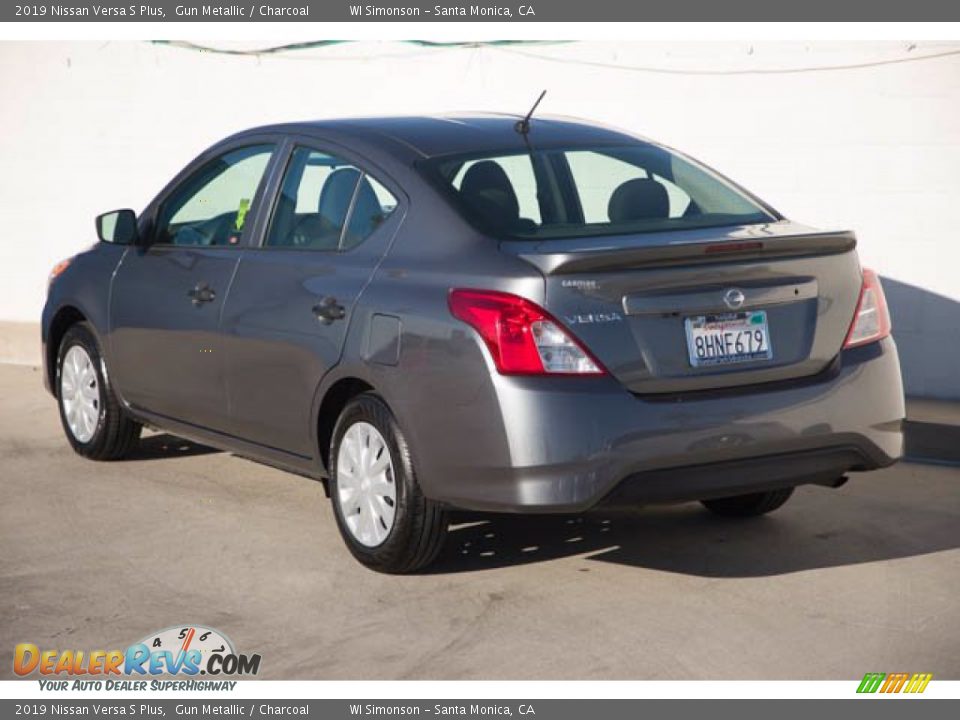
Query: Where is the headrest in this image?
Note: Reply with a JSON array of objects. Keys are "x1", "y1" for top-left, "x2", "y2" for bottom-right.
[
  {"x1": 318, "y1": 167, "x2": 362, "y2": 223},
  {"x1": 459, "y1": 161, "x2": 520, "y2": 230},
  {"x1": 343, "y1": 176, "x2": 386, "y2": 246},
  {"x1": 608, "y1": 178, "x2": 670, "y2": 223}
]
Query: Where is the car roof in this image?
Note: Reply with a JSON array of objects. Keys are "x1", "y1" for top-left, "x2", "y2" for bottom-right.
[{"x1": 239, "y1": 114, "x2": 645, "y2": 161}]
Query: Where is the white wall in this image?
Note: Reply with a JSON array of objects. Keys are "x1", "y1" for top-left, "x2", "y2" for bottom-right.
[{"x1": 1, "y1": 41, "x2": 958, "y2": 396}]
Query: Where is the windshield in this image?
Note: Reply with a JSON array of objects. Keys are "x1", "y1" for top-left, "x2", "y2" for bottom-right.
[{"x1": 422, "y1": 143, "x2": 776, "y2": 240}]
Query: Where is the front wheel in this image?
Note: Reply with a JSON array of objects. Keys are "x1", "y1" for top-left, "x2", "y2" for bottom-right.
[
  {"x1": 701, "y1": 487, "x2": 795, "y2": 517},
  {"x1": 56, "y1": 322, "x2": 141, "y2": 460},
  {"x1": 329, "y1": 393, "x2": 448, "y2": 573}
]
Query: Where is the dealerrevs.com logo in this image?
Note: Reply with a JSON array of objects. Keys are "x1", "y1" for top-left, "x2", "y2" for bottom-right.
[{"x1": 14, "y1": 625, "x2": 261, "y2": 688}]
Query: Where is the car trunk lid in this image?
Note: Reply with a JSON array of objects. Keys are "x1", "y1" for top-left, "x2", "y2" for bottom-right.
[{"x1": 502, "y1": 221, "x2": 863, "y2": 394}]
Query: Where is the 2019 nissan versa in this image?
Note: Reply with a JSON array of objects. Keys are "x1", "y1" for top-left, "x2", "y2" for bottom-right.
[{"x1": 43, "y1": 114, "x2": 905, "y2": 572}]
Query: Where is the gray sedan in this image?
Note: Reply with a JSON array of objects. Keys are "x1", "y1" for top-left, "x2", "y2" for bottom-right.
[{"x1": 42, "y1": 114, "x2": 904, "y2": 572}]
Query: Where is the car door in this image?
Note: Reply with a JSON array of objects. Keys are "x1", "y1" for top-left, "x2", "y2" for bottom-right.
[
  {"x1": 109, "y1": 142, "x2": 278, "y2": 431},
  {"x1": 220, "y1": 140, "x2": 404, "y2": 457}
]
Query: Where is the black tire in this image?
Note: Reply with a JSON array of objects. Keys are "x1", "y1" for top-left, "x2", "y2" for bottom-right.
[
  {"x1": 56, "y1": 322, "x2": 141, "y2": 460},
  {"x1": 329, "y1": 393, "x2": 448, "y2": 573},
  {"x1": 701, "y1": 487, "x2": 795, "y2": 517}
]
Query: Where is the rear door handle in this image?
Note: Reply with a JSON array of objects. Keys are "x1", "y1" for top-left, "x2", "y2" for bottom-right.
[
  {"x1": 313, "y1": 297, "x2": 346, "y2": 325},
  {"x1": 188, "y1": 283, "x2": 216, "y2": 306}
]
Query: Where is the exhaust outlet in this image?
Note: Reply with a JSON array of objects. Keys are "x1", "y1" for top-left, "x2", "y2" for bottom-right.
[{"x1": 815, "y1": 475, "x2": 849, "y2": 489}]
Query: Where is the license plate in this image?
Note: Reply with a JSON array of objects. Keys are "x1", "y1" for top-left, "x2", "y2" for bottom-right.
[{"x1": 685, "y1": 310, "x2": 772, "y2": 367}]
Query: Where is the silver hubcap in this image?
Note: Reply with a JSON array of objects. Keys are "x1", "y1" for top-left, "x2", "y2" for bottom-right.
[
  {"x1": 336, "y1": 421, "x2": 397, "y2": 547},
  {"x1": 60, "y1": 345, "x2": 100, "y2": 443}
]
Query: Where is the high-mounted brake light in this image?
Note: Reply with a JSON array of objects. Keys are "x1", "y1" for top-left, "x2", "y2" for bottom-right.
[
  {"x1": 704, "y1": 241, "x2": 764, "y2": 255},
  {"x1": 843, "y1": 268, "x2": 892, "y2": 349},
  {"x1": 448, "y1": 289, "x2": 605, "y2": 376}
]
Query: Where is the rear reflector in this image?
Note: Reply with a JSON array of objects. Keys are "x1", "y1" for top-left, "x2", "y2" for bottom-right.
[
  {"x1": 843, "y1": 268, "x2": 892, "y2": 349},
  {"x1": 448, "y1": 289, "x2": 605, "y2": 375}
]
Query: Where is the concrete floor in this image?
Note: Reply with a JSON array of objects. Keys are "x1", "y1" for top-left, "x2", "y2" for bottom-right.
[{"x1": 2, "y1": 363, "x2": 959, "y2": 680}]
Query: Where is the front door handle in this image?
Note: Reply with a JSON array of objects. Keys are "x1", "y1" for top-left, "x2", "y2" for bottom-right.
[
  {"x1": 188, "y1": 283, "x2": 216, "y2": 306},
  {"x1": 313, "y1": 297, "x2": 346, "y2": 325}
]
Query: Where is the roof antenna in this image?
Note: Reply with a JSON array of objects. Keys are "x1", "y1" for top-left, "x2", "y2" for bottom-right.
[{"x1": 514, "y1": 90, "x2": 547, "y2": 136}]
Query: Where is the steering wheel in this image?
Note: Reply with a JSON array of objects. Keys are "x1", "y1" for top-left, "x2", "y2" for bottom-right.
[{"x1": 174, "y1": 214, "x2": 235, "y2": 246}]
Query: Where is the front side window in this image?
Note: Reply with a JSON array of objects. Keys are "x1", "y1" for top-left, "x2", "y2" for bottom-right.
[
  {"x1": 155, "y1": 145, "x2": 274, "y2": 247},
  {"x1": 264, "y1": 147, "x2": 397, "y2": 251},
  {"x1": 422, "y1": 143, "x2": 774, "y2": 240}
]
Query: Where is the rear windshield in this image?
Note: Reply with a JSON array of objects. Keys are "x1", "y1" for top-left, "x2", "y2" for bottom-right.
[{"x1": 421, "y1": 143, "x2": 776, "y2": 240}]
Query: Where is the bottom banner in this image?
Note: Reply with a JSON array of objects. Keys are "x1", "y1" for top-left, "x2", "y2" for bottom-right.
[{"x1": 2, "y1": 699, "x2": 956, "y2": 720}]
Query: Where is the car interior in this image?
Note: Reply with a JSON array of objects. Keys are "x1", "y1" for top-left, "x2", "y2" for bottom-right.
[
  {"x1": 450, "y1": 151, "x2": 685, "y2": 237},
  {"x1": 268, "y1": 154, "x2": 392, "y2": 251},
  {"x1": 434, "y1": 145, "x2": 773, "y2": 240},
  {"x1": 158, "y1": 147, "x2": 394, "y2": 251}
]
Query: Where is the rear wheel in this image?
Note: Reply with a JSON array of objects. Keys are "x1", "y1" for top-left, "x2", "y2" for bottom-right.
[
  {"x1": 56, "y1": 323, "x2": 141, "y2": 460},
  {"x1": 329, "y1": 393, "x2": 448, "y2": 573},
  {"x1": 701, "y1": 487, "x2": 794, "y2": 517}
]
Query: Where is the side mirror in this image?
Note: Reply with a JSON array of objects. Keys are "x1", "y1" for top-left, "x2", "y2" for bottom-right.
[{"x1": 96, "y1": 209, "x2": 138, "y2": 245}]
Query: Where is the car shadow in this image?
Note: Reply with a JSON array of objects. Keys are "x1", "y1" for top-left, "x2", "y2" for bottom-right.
[
  {"x1": 426, "y1": 479, "x2": 960, "y2": 577},
  {"x1": 883, "y1": 276, "x2": 960, "y2": 399},
  {"x1": 126, "y1": 432, "x2": 220, "y2": 461}
]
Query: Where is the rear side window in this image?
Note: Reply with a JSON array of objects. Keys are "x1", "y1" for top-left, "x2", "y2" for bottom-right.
[
  {"x1": 264, "y1": 147, "x2": 397, "y2": 251},
  {"x1": 423, "y1": 143, "x2": 773, "y2": 241}
]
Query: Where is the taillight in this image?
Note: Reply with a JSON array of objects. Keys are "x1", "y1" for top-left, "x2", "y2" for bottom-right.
[
  {"x1": 448, "y1": 289, "x2": 605, "y2": 376},
  {"x1": 843, "y1": 268, "x2": 892, "y2": 349}
]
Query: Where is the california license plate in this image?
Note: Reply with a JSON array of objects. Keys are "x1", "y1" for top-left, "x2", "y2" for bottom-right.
[{"x1": 685, "y1": 310, "x2": 772, "y2": 367}]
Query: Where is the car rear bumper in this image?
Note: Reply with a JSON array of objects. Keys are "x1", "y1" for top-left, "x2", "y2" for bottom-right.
[{"x1": 420, "y1": 337, "x2": 904, "y2": 513}]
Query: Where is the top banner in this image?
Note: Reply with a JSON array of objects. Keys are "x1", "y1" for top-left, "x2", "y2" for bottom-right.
[{"x1": 6, "y1": 0, "x2": 960, "y2": 22}]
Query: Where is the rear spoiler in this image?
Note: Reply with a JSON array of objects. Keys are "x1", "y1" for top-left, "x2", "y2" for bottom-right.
[{"x1": 502, "y1": 229, "x2": 857, "y2": 275}]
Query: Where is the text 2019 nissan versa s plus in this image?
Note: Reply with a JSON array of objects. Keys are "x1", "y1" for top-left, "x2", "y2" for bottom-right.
[{"x1": 43, "y1": 115, "x2": 904, "y2": 572}]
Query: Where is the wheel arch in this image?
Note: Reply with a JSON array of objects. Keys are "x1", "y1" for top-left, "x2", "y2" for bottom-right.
[
  {"x1": 46, "y1": 305, "x2": 89, "y2": 396},
  {"x1": 315, "y1": 376, "x2": 375, "y2": 474}
]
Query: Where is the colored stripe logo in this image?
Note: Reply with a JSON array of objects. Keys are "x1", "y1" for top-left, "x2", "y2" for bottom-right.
[{"x1": 857, "y1": 672, "x2": 933, "y2": 694}]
